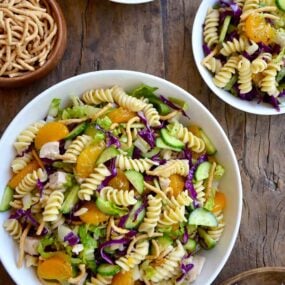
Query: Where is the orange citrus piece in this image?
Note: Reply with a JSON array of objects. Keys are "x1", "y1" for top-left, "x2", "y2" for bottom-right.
[
  {"x1": 169, "y1": 174, "x2": 185, "y2": 197},
  {"x1": 107, "y1": 107, "x2": 136, "y2": 123},
  {"x1": 244, "y1": 13, "x2": 275, "y2": 45},
  {"x1": 75, "y1": 142, "x2": 105, "y2": 178},
  {"x1": 8, "y1": 160, "x2": 39, "y2": 189},
  {"x1": 108, "y1": 169, "x2": 130, "y2": 190},
  {"x1": 37, "y1": 252, "x2": 72, "y2": 281},
  {"x1": 79, "y1": 202, "x2": 109, "y2": 225},
  {"x1": 188, "y1": 125, "x2": 201, "y2": 137},
  {"x1": 212, "y1": 191, "x2": 226, "y2": 213},
  {"x1": 112, "y1": 270, "x2": 134, "y2": 285},
  {"x1": 35, "y1": 122, "x2": 69, "y2": 149}
]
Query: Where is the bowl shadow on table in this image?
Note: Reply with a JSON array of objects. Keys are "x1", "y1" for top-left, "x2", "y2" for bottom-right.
[{"x1": 221, "y1": 267, "x2": 285, "y2": 285}]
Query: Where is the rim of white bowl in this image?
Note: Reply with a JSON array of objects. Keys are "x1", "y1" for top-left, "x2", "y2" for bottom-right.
[
  {"x1": 192, "y1": 0, "x2": 285, "y2": 115},
  {"x1": 0, "y1": 70, "x2": 242, "y2": 285},
  {"x1": 110, "y1": 0, "x2": 153, "y2": 4}
]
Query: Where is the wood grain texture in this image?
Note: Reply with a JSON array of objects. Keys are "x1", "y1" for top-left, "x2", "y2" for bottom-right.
[{"x1": 0, "y1": 1, "x2": 285, "y2": 284}]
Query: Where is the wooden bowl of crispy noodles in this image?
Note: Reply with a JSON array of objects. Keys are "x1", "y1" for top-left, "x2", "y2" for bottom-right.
[{"x1": 0, "y1": 0, "x2": 67, "y2": 88}]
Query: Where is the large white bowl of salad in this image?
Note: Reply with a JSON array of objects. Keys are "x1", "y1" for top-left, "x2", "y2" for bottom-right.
[
  {"x1": 193, "y1": 0, "x2": 285, "y2": 115},
  {"x1": 0, "y1": 70, "x2": 242, "y2": 285}
]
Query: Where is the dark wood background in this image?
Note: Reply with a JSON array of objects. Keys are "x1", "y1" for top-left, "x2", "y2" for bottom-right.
[{"x1": 1, "y1": 0, "x2": 285, "y2": 284}]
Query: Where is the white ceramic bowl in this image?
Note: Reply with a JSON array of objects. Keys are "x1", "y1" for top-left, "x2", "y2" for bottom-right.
[
  {"x1": 192, "y1": 0, "x2": 285, "y2": 115},
  {"x1": 0, "y1": 70, "x2": 242, "y2": 285}
]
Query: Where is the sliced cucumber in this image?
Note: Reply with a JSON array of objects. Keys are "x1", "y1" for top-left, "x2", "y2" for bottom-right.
[
  {"x1": 142, "y1": 147, "x2": 160, "y2": 158},
  {"x1": 219, "y1": 15, "x2": 231, "y2": 43},
  {"x1": 96, "y1": 197, "x2": 127, "y2": 216},
  {"x1": 224, "y1": 75, "x2": 238, "y2": 91},
  {"x1": 156, "y1": 138, "x2": 182, "y2": 152},
  {"x1": 199, "y1": 128, "x2": 217, "y2": 155},
  {"x1": 277, "y1": 66, "x2": 285, "y2": 82},
  {"x1": 184, "y1": 238, "x2": 197, "y2": 252},
  {"x1": 125, "y1": 201, "x2": 146, "y2": 229},
  {"x1": 195, "y1": 161, "x2": 212, "y2": 181},
  {"x1": 160, "y1": 129, "x2": 184, "y2": 149},
  {"x1": 168, "y1": 97, "x2": 188, "y2": 110},
  {"x1": 276, "y1": 0, "x2": 285, "y2": 12},
  {"x1": 96, "y1": 146, "x2": 119, "y2": 165},
  {"x1": 61, "y1": 185, "x2": 80, "y2": 214},
  {"x1": 124, "y1": 170, "x2": 144, "y2": 194},
  {"x1": 97, "y1": 264, "x2": 121, "y2": 276},
  {"x1": 0, "y1": 186, "x2": 13, "y2": 212},
  {"x1": 188, "y1": 208, "x2": 218, "y2": 227},
  {"x1": 121, "y1": 144, "x2": 134, "y2": 157},
  {"x1": 198, "y1": 228, "x2": 216, "y2": 249},
  {"x1": 65, "y1": 122, "x2": 88, "y2": 140},
  {"x1": 148, "y1": 96, "x2": 171, "y2": 115},
  {"x1": 155, "y1": 235, "x2": 173, "y2": 252}
]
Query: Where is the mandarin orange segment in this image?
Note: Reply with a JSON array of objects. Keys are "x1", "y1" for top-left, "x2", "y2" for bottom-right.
[
  {"x1": 37, "y1": 252, "x2": 72, "y2": 281},
  {"x1": 108, "y1": 169, "x2": 130, "y2": 190},
  {"x1": 213, "y1": 191, "x2": 226, "y2": 213},
  {"x1": 79, "y1": 202, "x2": 109, "y2": 225},
  {"x1": 112, "y1": 270, "x2": 134, "y2": 285},
  {"x1": 188, "y1": 125, "x2": 201, "y2": 137},
  {"x1": 75, "y1": 142, "x2": 105, "y2": 178},
  {"x1": 107, "y1": 107, "x2": 136, "y2": 124},
  {"x1": 244, "y1": 13, "x2": 275, "y2": 45},
  {"x1": 34, "y1": 122, "x2": 69, "y2": 149},
  {"x1": 8, "y1": 160, "x2": 39, "y2": 189},
  {"x1": 169, "y1": 174, "x2": 185, "y2": 197}
]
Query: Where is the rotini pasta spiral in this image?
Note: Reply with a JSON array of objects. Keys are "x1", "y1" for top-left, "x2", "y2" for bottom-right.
[
  {"x1": 11, "y1": 152, "x2": 33, "y2": 173},
  {"x1": 147, "y1": 160, "x2": 189, "y2": 178},
  {"x1": 112, "y1": 85, "x2": 147, "y2": 112},
  {"x1": 169, "y1": 190, "x2": 192, "y2": 208},
  {"x1": 142, "y1": 103, "x2": 161, "y2": 127},
  {"x1": 150, "y1": 241, "x2": 185, "y2": 283},
  {"x1": 260, "y1": 62, "x2": 281, "y2": 97},
  {"x1": 158, "y1": 205, "x2": 186, "y2": 226},
  {"x1": 4, "y1": 219, "x2": 22, "y2": 241},
  {"x1": 207, "y1": 209, "x2": 225, "y2": 242},
  {"x1": 203, "y1": 57, "x2": 222, "y2": 74},
  {"x1": 78, "y1": 164, "x2": 111, "y2": 201},
  {"x1": 238, "y1": 56, "x2": 252, "y2": 94},
  {"x1": 194, "y1": 180, "x2": 206, "y2": 207},
  {"x1": 116, "y1": 155, "x2": 158, "y2": 173},
  {"x1": 251, "y1": 53, "x2": 272, "y2": 74},
  {"x1": 10, "y1": 199, "x2": 23, "y2": 209},
  {"x1": 88, "y1": 275, "x2": 113, "y2": 285},
  {"x1": 13, "y1": 121, "x2": 45, "y2": 155},
  {"x1": 167, "y1": 122, "x2": 205, "y2": 153},
  {"x1": 203, "y1": 8, "x2": 219, "y2": 48},
  {"x1": 139, "y1": 195, "x2": 162, "y2": 236},
  {"x1": 15, "y1": 168, "x2": 48, "y2": 197},
  {"x1": 220, "y1": 37, "x2": 249, "y2": 56},
  {"x1": 99, "y1": 186, "x2": 137, "y2": 207},
  {"x1": 82, "y1": 88, "x2": 114, "y2": 105},
  {"x1": 43, "y1": 190, "x2": 64, "y2": 222},
  {"x1": 116, "y1": 240, "x2": 149, "y2": 271},
  {"x1": 63, "y1": 135, "x2": 92, "y2": 163},
  {"x1": 213, "y1": 56, "x2": 239, "y2": 88}
]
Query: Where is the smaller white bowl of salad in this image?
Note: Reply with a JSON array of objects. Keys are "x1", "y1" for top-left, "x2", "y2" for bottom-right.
[
  {"x1": 0, "y1": 70, "x2": 242, "y2": 285},
  {"x1": 193, "y1": 0, "x2": 285, "y2": 115}
]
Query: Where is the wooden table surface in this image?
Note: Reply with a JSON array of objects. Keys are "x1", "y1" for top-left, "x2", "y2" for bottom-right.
[{"x1": 1, "y1": 0, "x2": 285, "y2": 284}]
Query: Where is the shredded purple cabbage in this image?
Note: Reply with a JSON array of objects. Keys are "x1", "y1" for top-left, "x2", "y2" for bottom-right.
[
  {"x1": 98, "y1": 158, "x2": 117, "y2": 191},
  {"x1": 106, "y1": 132, "x2": 121, "y2": 148},
  {"x1": 17, "y1": 144, "x2": 33, "y2": 157},
  {"x1": 159, "y1": 95, "x2": 190, "y2": 119},
  {"x1": 137, "y1": 111, "x2": 156, "y2": 148},
  {"x1": 36, "y1": 179, "x2": 45, "y2": 198},
  {"x1": 64, "y1": 232, "x2": 80, "y2": 246},
  {"x1": 10, "y1": 209, "x2": 38, "y2": 227},
  {"x1": 151, "y1": 154, "x2": 166, "y2": 165},
  {"x1": 219, "y1": 0, "x2": 241, "y2": 24},
  {"x1": 132, "y1": 147, "x2": 142, "y2": 159},
  {"x1": 182, "y1": 226, "x2": 189, "y2": 244},
  {"x1": 144, "y1": 174, "x2": 154, "y2": 182},
  {"x1": 137, "y1": 111, "x2": 148, "y2": 126},
  {"x1": 133, "y1": 201, "x2": 146, "y2": 222},
  {"x1": 263, "y1": 94, "x2": 280, "y2": 111},
  {"x1": 203, "y1": 44, "x2": 211, "y2": 56},
  {"x1": 59, "y1": 140, "x2": 66, "y2": 155},
  {"x1": 176, "y1": 255, "x2": 194, "y2": 282},
  {"x1": 118, "y1": 215, "x2": 128, "y2": 228}
]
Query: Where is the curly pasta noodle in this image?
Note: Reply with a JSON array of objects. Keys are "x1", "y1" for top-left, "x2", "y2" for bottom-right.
[
  {"x1": 150, "y1": 241, "x2": 185, "y2": 283},
  {"x1": 203, "y1": 8, "x2": 219, "y2": 48},
  {"x1": 4, "y1": 219, "x2": 22, "y2": 241},
  {"x1": 139, "y1": 195, "x2": 162, "y2": 236},
  {"x1": 194, "y1": 180, "x2": 206, "y2": 207},
  {"x1": 260, "y1": 62, "x2": 281, "y2": 97},
  {"x1": 116, "y1": 155, "x2": 158, "y2": 173},
  {"x1": 15, "y1": 168, "x2": 47, "y2": 197},
  {"x1": 203, "y1": 57, "x2": 222, "y2": 74},
  {"x1": 13, "y1": 121, "x2": 45, "y2": 155},
  {"x1": 213, "y1": 56, "x2": 239, "y2": 88},
  {"x1": 0, "y1": 0, "x2": 57, "y2": 78},
  {"x1": 112, "y1": 85, "x2": 147, "y2": 112},
  {"x1": 10, "y1": 199, "x2": 23, "y2": 209},
  {"x1": 78, "y1": 164, "x2": 111, "y2": 201},
  {"x1": 207, "y1": 209, "x2": 225, "y2": 242},
  {"x1": 11, "y1": 152, "x2": 33, "y2": 173},
  {"x1": 87, "y1": 275, "x2": 113, "y2": 285},
  {"x1": 168, "y1": 122, "x2": 205, "y2": 153},
  {"x1": 43, "y1": 190, "x2": 64, "y2": 222},
  {"x1": 169, "y1": 191, "x2": 192, "y2": 208},
  {"x1": 238, "y1": 56, "x2": 252, "y2": 94},
  {"x1": 158, "y1": 205, "x2": 186, "y2": 226},
  {"x1": 99, "y1": 186, "x2": 137, "y2": 207},
  {"x1": 82, "y1": 88, "x2": 114, "y2": 105},
  {"x1": 116, "y1": 240, "x2": 149, "y2": 271},
  {"x1": 220, "y1": 37, "x2": 249, "y2": 57},
  {"x1": 63, "y1": 135, "x2": 92, "y2": 163},
  {"x1": 251, "y1": 53, "x2": 272, "y2": 74},
  {"x1": 142, "y1": 102, "x2": 161, "y2": 127},
  {"x1": 51, "y1": 214, "x2": 65, "y2": 230},
  {"x1": 147, "y1": 160, "x2": 189, "y2": 178}
]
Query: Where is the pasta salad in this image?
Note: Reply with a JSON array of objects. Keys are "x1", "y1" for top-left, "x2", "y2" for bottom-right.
[
  {"x1": 202, "y1": 0, "x2": 285, "y2": 110},
  {"x1": 0, "y1": 85, "x2": 226, "y2": 285}
]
